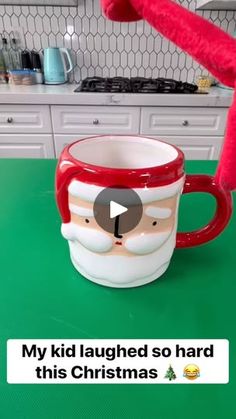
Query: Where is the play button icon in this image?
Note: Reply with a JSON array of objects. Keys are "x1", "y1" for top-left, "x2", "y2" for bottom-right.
[
  {"x1": 94, "y1": 185, "x2": 143, "y2": 236},
  {"x1": 110, "y1": 201, "x2": 128, "y2": 219}
]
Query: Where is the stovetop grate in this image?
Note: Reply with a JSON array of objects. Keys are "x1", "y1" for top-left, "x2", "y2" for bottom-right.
[{"x1": 74, "y1": 77, "x2": 199, "y2": 94}]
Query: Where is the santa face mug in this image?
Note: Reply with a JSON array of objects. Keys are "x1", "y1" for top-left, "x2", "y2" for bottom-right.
[{"x1": 56, "y1": 135, "x2": 232, "y2": 288}]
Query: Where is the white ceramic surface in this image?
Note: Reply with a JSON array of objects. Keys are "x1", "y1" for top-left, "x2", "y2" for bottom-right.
[{"x1": 60, "y1": 136, "x2": 185, "y2": 288}]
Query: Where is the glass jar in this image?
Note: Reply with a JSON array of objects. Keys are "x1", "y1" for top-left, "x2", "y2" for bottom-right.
[{"x1": 196, "y1": 75, "x2": 211, "y2": 93}]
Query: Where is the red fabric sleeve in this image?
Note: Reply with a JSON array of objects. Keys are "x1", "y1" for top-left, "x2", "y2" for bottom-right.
[{"x1": 101, "y1": 0, "x2": 236, "y2": 190}]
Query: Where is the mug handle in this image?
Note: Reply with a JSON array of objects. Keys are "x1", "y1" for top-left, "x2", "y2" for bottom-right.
[{"x1": 176, "y1": 174, "x2": 233, "y2": 248}]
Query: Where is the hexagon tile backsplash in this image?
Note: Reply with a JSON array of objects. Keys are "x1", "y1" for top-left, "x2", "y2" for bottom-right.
[{"x1": 0, "y1": 0, "x2": 236, "y2": 83}]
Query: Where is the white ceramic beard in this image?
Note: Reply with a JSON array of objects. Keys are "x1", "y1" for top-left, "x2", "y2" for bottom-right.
[
  {"x1": 61, "y1": 223, "x2": 113, "y2": 253},
  {"x1": 61, "y1": 223, "x2": 172, "y2": 255},
  {"x1": 125, "y1": 231, "x2": 172, "y2": 255},
  {"x1": 61, "y1": 218, "x2": 178, "y2": 288}
]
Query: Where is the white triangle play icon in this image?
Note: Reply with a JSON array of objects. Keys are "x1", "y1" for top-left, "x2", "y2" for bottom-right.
[{"x1": 110, "y1": 201, "x2": 128, "y2": 219}]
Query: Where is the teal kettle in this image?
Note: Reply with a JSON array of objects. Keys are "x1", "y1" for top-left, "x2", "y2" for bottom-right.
[{"x1": 43, "y1": 47, "x2": 73, "y2": 84}]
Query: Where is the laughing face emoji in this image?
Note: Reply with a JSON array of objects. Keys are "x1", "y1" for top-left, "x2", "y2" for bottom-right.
[{"x1": 183, "y1": 364, "x2": 200, "y2": 380}]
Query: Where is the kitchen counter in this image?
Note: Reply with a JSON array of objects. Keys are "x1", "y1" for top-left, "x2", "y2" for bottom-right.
[
  {"x1": 0, "y1": 159, "x2": 235, "y2": 418},
  {"x1": 0, "y1": 83, "x2": 233, "y2": 107}
]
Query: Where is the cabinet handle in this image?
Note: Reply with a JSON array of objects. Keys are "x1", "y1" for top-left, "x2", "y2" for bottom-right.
[
  {"x1": 182, "y1": 120, "x2": 189, "y2": 126},
  {"x1": 93, "y1": 119, "x2": 99, "y2": 125},
  {"x1": 7, "y1": 117, "x2": 13, "y2": 124}
]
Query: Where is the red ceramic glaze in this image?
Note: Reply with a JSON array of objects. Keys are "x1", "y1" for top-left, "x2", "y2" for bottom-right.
[
  {"x1": 56, "y1": 136, "x2": 233, "y2": 247},
  {"x1": 176, "y1": 175, "x2": 233, "y2": 248},
  {"x1": 101, "y1": 0, "x2": 236, "y2": 191},
  {"x1": 56, "y1": 136, "x2": 184, "y2": 223}
]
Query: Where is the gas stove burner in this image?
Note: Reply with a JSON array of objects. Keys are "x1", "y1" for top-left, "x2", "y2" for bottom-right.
[
  {"x1": 75, "y1": 77, "x2": 199, "y2": 94},
  {"x1": 78, "y1": 76, "x2": 132, "y2": 93}
]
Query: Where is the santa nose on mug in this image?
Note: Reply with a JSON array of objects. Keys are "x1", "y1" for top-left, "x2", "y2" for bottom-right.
[{"x1": 56, "y1": 135, "x2": 232, "y2": 288}]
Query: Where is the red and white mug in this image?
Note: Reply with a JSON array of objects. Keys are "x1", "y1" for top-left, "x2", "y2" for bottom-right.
[{"x1": 56, "y1": 135, "x2": 232, "y2": 288}]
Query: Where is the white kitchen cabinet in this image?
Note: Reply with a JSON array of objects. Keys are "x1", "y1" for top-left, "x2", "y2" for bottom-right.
[
  {"x1": 151, "y1": 136, "x2": 223, "y2": 160},
  {"x1": 0, "y1": 105, "x2": 52, "y2": 134},
  {"x1": 0, "y1": 102, "x2": 227, "y2": 160},
  {"x1": 141, "y1": 107, "x2": 227, "y2": 136},
  {"x1": 0, "y1": 134, "x2": 54, "y2": 158},
  {"x1": 51, "y1": 106, "x2": 140, "y2": 134},
  {"x1": 54, "y1": 134, "x2": 86, "y2": 157}
]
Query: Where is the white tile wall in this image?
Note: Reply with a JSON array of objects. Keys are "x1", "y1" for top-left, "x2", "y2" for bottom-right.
[{"x1": 0, "y1": 0, "x2": 236, "y2": 83}]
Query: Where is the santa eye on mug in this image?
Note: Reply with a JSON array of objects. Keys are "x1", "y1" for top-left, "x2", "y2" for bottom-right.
[
  {"x1": 69, "y1": 203, "x2": 94, "y2": 224},
  {"x1": 144, "y1": 205, "x2": 173, "y2": 230}
]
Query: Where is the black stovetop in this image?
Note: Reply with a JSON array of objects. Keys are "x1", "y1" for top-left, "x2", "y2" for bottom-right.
[{"x1": 74, "y1": 77, "x2": 198, "y2": 94}]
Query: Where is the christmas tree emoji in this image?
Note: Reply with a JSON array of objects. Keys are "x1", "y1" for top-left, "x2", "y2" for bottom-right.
[{"x1": 164, "y1": 365, "x2": 177, "y2": 381}]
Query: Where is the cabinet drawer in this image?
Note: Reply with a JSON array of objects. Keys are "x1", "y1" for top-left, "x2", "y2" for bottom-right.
[
  {"x1": 151, "y1": 136, "x2": 223, "y2": 160},
  {"x1": 0, "y1": 134, "x2": 54, "y2": 158},
  {"x1": 54, "y1": 134, "x2": 86, "y2": 157},
  {"x1": 141, "y1": 107, "x2": 227, "y2": 136},
  {"x1": 0, "y1": 105, "x2": 52, "y2": 133},
  {"x1": 51, "y1": 106, "x2": 140, "y2": 134}
]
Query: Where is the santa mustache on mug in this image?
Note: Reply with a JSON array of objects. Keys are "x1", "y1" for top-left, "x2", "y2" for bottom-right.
[
  {"x1": 60, "y1": 184, "x2": 181, "y2": 285},
  {"x1": 61, "y1": 210, "x2": 174, "y2": 255}
]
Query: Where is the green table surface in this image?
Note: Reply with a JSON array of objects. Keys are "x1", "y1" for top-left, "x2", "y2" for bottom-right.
[{"x1": 0, "y1": 159, "x2": 235, "y2": 419}]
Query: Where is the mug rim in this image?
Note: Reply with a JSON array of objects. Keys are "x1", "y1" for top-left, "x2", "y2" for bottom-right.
[{"x1": 59, "y1": 135, "x2": 185, "y2": 188}]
